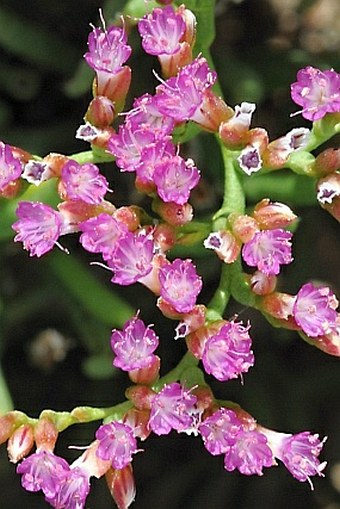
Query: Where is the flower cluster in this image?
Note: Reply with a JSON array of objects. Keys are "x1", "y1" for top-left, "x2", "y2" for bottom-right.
[{"x1": 0, "y1": 1, "x2": 339, "y2": 508}]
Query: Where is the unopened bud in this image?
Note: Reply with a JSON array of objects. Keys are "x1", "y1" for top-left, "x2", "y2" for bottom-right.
[
  {"x1": 249, "y1": 270, "x2": 277, "y2": 295},
  {"x1": 114, "y1": 206, "x2": 143, "y2": 232},
  {"x1": 85, "y1": 96, "x2": 115, "y2": 127},
  {"x1": 252, "y1": 199, "x2": 297, "y2": 229},
  {"x1": 7, "y1": 424, "x2": 34, "y2": 463},
  {"x1": 0, "y1": 411, "x2": 26, "y2": 445},
  {"x1": 153, "y1": 200, "x2": 193, "y2": 226},
  {"x1": 174, "y1": 304, "x2": 207, "y2": 339},
  {"x1": 43, "y1": 153, "x2": 69, "y2": 178},
  {"x1": 58, "y1": 200, "x2": 115, "y2": 230},
  {"x1": 199, "y1": 90, "x2": 234, "y2": 132},
  {"x1": 153, "y1": 223, "x2": 176, "y2": 252},
  {"x1": 94, "y1": 66, "x2": 132, "y2": 113},
  {"x1": 179, "y1": 6, "x2": 196, "y2": 46},
  {"x1": 313, "y1": 148, "x2": 340, "y2": 177},
  {"x1": 0, "y1": 179, "x2": 22, "y2": 198},
  {"x1": 260, "y1": 291, "x2": 299, "y2": 330},
  {"x1": 105, "y1": 464, "x2": 136, "y2": 509},
  {"x1": 219, "y1": 102, "x2": 255, "y2": 149}
]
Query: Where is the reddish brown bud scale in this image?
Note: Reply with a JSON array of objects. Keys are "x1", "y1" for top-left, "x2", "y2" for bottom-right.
[
  {"x1": 85, "y1": 96, "x2": 116, "y2": 127},
  {"x1": 128, "y1": 355, "x2": 161, "y2": 385},
  {"x1": 34, "y1": 417, "x2": 58, "y2": 452},
  {"x1": 123, "y1": 408, "x2": 151, "y2": 441},
  {"x1": 313, "y1": 148, "x2": 340, "y2": 177},
  {"x1": 125, "y1": 385, "x2": 155, "y2": 411},
  {"x1": 229, "y1": 213, "x2": 259, "y2": 243}
]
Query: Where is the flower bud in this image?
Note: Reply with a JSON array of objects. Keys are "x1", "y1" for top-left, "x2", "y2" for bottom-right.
[
  {"x1": 229, "y1": 213, "x2": 259, "y2": 243},
  {"x1": 0, "y1": 411, "x2": 26, "y2": 445},
  {"x1": 58, "y1": 199, "x2": 115, "y2": 230},
  {"x1": 313, "y1": 148, "x2": 340, "y2": 177},
  {"x1": 153, "y1": 200, "x2": 193, "y2": 226},
  {"x1": 252, "y1": 199, "x2": 297, "y2": 229},
  {"x1": 34, "y1": 417, "x2": 58, "y2": 452},
  {"x1": 219, "y1": 102, "x2": 255, "y2": 148},
  {"x1": 0, "y1": 179, "x2": 22, "y2": 198},
  {"x1": 249, "y1": 271, "x2": 277, "y2": 295},
  {"x1": 246, "y1": 128, "x2": 269, "y2": 154},
  {"x1": 72, "y1": 440, "x2": 111, "y2": 478},
  {"x1": 174, "y1": 304, "x2": 207, "y2": 339},
  {"x1": 153, "y1": 223, "x2": 176, "y2": 252},
  {"x1": 180, "y1": 6, "x2": 196, "y2": 47},
  {"x1": 43, "y1": 153, "x2": 69, "y2": 178},
  {"x1": 94, "y1": 66, "x2": 132, "y2": 113},
  {"x1": 260, "y1": 292, "x2": 299, "y2": 330},
  {"x1": 114, "y1": 206, "x2": 143, "y2": 232},
  {"x1": 128, "y1": 355, "x2": 161, "y2": 385},
  {"x1": 85, "y1": 96, "x2": 115, "y2": 127},
  {"x1": 105, "y1": 464, "x2": 136, "y2": 509},
  {"x1": 199, "y1": 90, "x2": 234, "y2": 133},
  {"x1": 192, "y1": 386, "x2": 214, "y2": 412},
  {"x1": 7, "y1": 424, "x2": 34, "y2": 463}
]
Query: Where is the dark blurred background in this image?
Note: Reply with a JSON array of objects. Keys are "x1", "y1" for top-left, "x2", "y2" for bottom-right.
[{"x1": 0, "y1": 0, "x2": 340, "y2": 508}]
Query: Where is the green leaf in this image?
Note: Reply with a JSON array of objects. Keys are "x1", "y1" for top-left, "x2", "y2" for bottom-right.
[
  {"x1": 0, "y1": 7, "x2": 78, "y2": 74},
  {"x1": 48, "y1": 251, "x2": 133, "y2": 328}
]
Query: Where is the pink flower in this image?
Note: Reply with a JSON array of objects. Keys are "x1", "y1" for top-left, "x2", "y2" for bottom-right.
[
  {"x1": 22, "y1": 160, "x2": 53, "y2": 186},
  {"x1": 293, "y1": 282, "x2": 338, "y2": 337},
  {"x1": 84, "y1": 24, "x2": 131, "y2": 103},
  {"x1": 155, "y1": 57, "x2": 216, "y2": 124},
  {"x1": 108, "y1": 122, "x2": 156, "y2": 172},
  {"x1": 17, "y1": 450, "x2": 70, "y2": 498},
  {"x1": 242, "y1": 229, "x2": 293, "y2": 276},
  {"x1": 0, "y1": 141, "x2": 23, "y2": 191},
  {"x1": 138, "y1": 6, "x2": 185, "y2": 56},
  {"x1": 111, "y1": 315, "x2": 159, "y2": 371},
  {"x1": 263, "y1": 428, "x2": 327, "y2": 488},
  {"x1": 96, "y1": 421, "x2": 138, "y2": 470},
  {"x1": 79, "y1": 213, "x2": 127, "y2": 258},
  {"x1": 199, "y1": 408, "x2": 242, "y2": 455},
  {"x1": 224, "y1": 429, "x2": 274, "y2": 476},
  {"x1": 158, "y1": 258, "x2": 202, "y2": 313},
  {"x1": 60, "y1": 160, "x2": 109, "y2": 204},
  {"x1": 291, "y1": 66, "x2": 340, "y2": 121},
  {"x1": 202, "y1": 321, "x2": 254, "y2": 381},
  {"x1": 153, "y1": 155, "x2": 200, "y2": 204},
  {"x1": 237, "y1": 146, "x2": 263, "y2": 175},
  {"x1": 12, "y1": 202, "x2": 66, "y2": 257},
  {"x1": 127, "y1": 94, "x2": 175, "y2": 136},
  {"x1": 107, "y1": 230, "x2": 155, "y2": 286},
  {"x1": 45, "y1": 467, "x2": 90, "y2": 509},
  {"x1": 136, "y1": 138, "x2": 175, "y2": 188},
  {"x1": 148, "y1": 382, "x2": 198, "y2": 435}
]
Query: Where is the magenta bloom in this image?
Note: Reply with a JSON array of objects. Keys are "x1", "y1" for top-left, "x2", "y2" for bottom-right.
[
  {"x1": 138, "y1": 6, "x2": 185, "y2": 56},
  {"x1": 224, "y1": 429, "x2": 274, "y2": 476},
  {"x1": 17, "y1": 450, "x2": 69, "y2": 498},
  {"x1": 155, "y1": 57, "x2": 216, "y2": 123},
  {"x1": 0, "y1": 141, "x2": 23, "y2": 191},
  {"x1": 45, "y1": 466, "x2": 90, "y2": 509},
  {"x1": 13, "y1": 201, "x2": 65, "y2": 257},
  {"x1": 108, "y1": 122, "x2": 156, "y2": 172},
  {"x1": 128, "y1": 94, "x2": 175, "y2": 137},
  {"x1": 242, "y1": 229, "x2": 293, "y2": 276},
  {"x1": 291, "y1": 66, "x2": 340, "y2": 121},
  {"x1": 154, "y1": 155, "x2": 200, "y2": 204},
  {"x1": 202, "y1": 321, "x2": 254, "y2": 382},
  {"x1": 107, "y1": 230, "x2": 154, "y2": 285},
  {"x1": 199, "y1": 408, "x2": 242, "y2": 455},
  {"x1": 264, "y1": 429, "x2": 327, "y2": 487},
  {"x1": 111, "y1": 315, "x2": 159, "y2": 371},
  {"x1": 293, "y1": 282, "x2": 338, "y2": 337},
  {"x1": 280, "y1": 432, "x2": 327, "y2": 485},
  {"x1": 79, "y1": 213, "x2": 127, "y2": 258},
  {"x1": 158, "y1": 258, "x2": 202, "y2": 313},
  {"x1": 61, "y1": 160, "x2": 109, "y2": 204},
  {"x1": 148, "y1": 382, "x2": 198, "y2": 435},
  {"x1": 136, "y1": 138, "x2": 175, "y2": 187},
  {"x1": 96, "y1": 421, "x2": 137, "y2": 470},
  {"x1": 85, "y1": 25, "x2": 131, "y2": 73}
]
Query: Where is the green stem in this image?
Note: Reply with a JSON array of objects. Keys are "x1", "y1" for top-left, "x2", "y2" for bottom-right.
[
  {"x1": 206, "y1": 264, "x2": 231, "y2": 319},
  {"x1": 68, "y1": 149, "x2": 114, "y2": 165},
  {"x1": 0, "y1": 362, "x2": 13, "y2": 414},
  {"x1": 153, "y1": 351, "x2": 198, "y2": 391}
]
